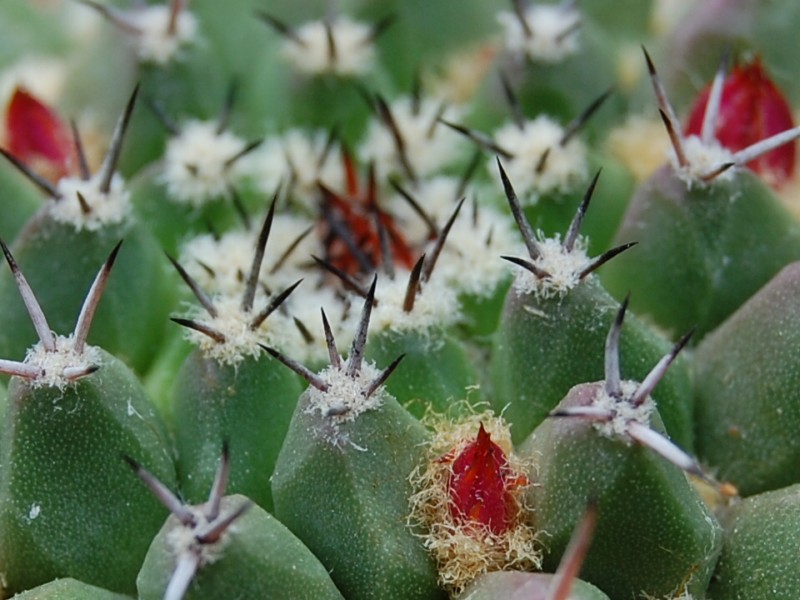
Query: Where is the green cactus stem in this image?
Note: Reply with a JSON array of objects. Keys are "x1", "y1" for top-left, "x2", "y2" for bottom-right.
[
  {"x1": 519, "y1": 299, "x2": 725, "y2": 599},
  {"x1": 269, "y1": 279, "x2": 444, "y2": 600},
  {"x1": 0, "y1": 242, "x2": 174, "y2": 596},
  {"x1": 132, "y1": 445, "x2": 345, "y2": 600}
]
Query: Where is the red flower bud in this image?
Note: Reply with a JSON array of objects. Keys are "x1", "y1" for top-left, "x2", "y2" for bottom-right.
[
  {"x1": 5, "y1": 87, "x2": 72, "y2": 181},
  {"x1": 447, "y1": 423, "x2": 527, "y2": 534},
  {"x1": 685, "y1": 58, "x2": 796, "y2": 187},
  {"x1": 321, "y1": 152, "x2": 414, "y2": 276}
]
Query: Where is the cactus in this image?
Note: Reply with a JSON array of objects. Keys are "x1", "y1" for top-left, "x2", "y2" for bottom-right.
[{"x1": 3, "y1": 1, "x2": 800, "y2": 599}]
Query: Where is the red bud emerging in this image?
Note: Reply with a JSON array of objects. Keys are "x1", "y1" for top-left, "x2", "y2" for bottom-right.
[
  {"x1": 5, "y1": 87, "x2": 72, "y2": 181},
  {"x1": 321, "y1": 152, "x2": 414, "y2": 276},
  {"x1": 685, "y1": 58, "x2": 796, "y2": 187},
  {"x1": 447, "y1": 423, "x2": 527, "y2": 534}
]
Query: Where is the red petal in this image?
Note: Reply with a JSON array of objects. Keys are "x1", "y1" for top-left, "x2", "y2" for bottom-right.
[
  {"x1": 5, "y1": 87, "x2": 72, "y2": 181},
  {"x1": 447, "y1": 423, "x2": 524, "y2": 534},
  {"x1": 684, "y1": 58, "x2": 796, "y2": 187}
]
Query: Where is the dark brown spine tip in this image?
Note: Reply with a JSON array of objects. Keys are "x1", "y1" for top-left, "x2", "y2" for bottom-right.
[
  {"x1": 496, "y1": 157, "x2": 542, "y2": 260},
  {"x1": 347, "y1": 274, "x2": 378, "y2": 377},
  {"x1": 99, "y1": 84, "x2": 140, "y2": 194},
  {"x1": 564, "y1": 169, "x2": 602, "y2": 253},
  {"x1": 165, "y1": 253, "x2": 217, "y2": 318},
  {"x1": 0, "y1": 148, "x2": 61, "y2": 198},
  {"x1": 242, "y1": 194, "x2": 278, "y2": 313},
  {"x1": 403, "y1": 254, "x2": 426, "y2": 313},
  {"x1": 250, "y1": 278, "x2": 304, "y2": 329},
  {"x1": 500, "y1": 255, "x2": 551, "y2": 280},
  {"x1": 170, "y1": 317, "x2": 227, "y2": 344},
  {"x1": 258, "y1": 343, "x2": 329, "y2": 391},
  {"x1": 421, "y1": 196, "x2": 465, "y2": 283},
  {"x1": 363, "y1": 353, "x2": 405, "y2": 399},
  {"x1": 320, "y1": 308, "x2": 342, "y2": 369},
  {"x1": 255, "y1": 10, "x2": 305, "y2": 46},
  {"x1": 578, "y1": 241, "x2": 637, "y2": 279}
]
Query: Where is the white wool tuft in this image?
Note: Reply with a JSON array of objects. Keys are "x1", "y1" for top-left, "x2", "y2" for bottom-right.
[
  {"x1": 492, "y1": 116, "x2": 588, "y2": 203},
  {"x1": 242, "y1": 129, "x2": 344, "y2": 208},
  {"x1": 670, "y1": 134, "x2": 736, "y2": 188},
  {"x1": 304, "y1": 361, "x2": 387, "y2": 448},
  {"x1": 52, "y1": 173, "x2": 131, "y2": 230},
  {"x1": 370, "y1": 272, "x2": 462, "y2": 333},
  {"x1": 497, "y1": 3, "x2": 581, "y2": 63},
  {"x1": 592, "y1": 380, "x2": 656, "y2": 441},
  {"x1": 127, "y1": 5, "x2": 199, "y2": 65},
  {"x1": 281, "y1": 17, "x2": 375, "y2": 76},
  {"x1": 512, "y1": 235, "x2": 590, "y2": 299},
  {"x1": 161, "y1": 120, "x2": 248, "y2": 206},
  {"x1": 24, "y1": 336, "x2": 101, "y2": 391}
]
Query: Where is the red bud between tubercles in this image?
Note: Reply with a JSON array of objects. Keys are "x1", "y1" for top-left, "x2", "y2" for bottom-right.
[
  {"x1": 447, "y1": 423, "x2": 528, "y2": 535},
  {"x1": 685, "y1": 58, "x2": 796, "y2": 187},
  {"x1": 5, "y1": 87, "x2": 72, "y2": 181}
]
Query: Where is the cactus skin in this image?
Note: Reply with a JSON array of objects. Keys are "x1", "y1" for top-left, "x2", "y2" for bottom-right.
[
  {"x1": 272, "y1": 390, "x2": 444, "y2": 600},
  {"x1": 0, "y1": 349, "x2": 174, "y2": 597},
  {"x1": 170, "y1": 351, "x2": 303, "y2": 512},
  {"x1": 137, "y1": 494, "x2": 345, "y2": 600},
  {"x1": 10, "y1": 578, "x2": 133, "y2": 599},
  {"x1": 457, "y1": 572, "x2": 609, "y2": 600},
  {"x1": 708, "y1": 484, "x2": 800, "y2": 600},
  {"x1": 520, "y1": 384, "x2": 721, "y2": 599},
  {"x1": 365, "y1": 328, "x2": 481, "y2": 418},
  {"x1": 491, "y1": 277, "x2": 694, "y2": 449},
  {"x1": 602, "y1": 166, "x2": 800, "y2": 341},
  {"x1": 694, "y1": 261, "x2": 800, "y2": 496}
]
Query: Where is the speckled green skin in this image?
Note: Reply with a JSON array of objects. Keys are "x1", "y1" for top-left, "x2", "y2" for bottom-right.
[
  {"x1": 137, "y1": 494, "x2": 345, "y2": 600},
  {"x1": 708, "y1": 484, "x2": 800, "y2": 600},
  {"x1": 694, "y1": 262, "x2": 800, "y2": 497},
  {"x1": 365, "y1": 328, "x2": 481, "y2": 419},
  {"x1": 10, "y1": 578, "x2": 133, "y2": 599},
  {"x1": 0, "y1": 349, "x2": 175, "y2": 596},
  {"x1": 602, "y1": 166, "x2": 800, "y2": 342},
  {"x1": 520, "y1": 383, "x2": 721, "y2": 600},
  {"x1": 0, "y1": 210, "x2": 175, "y2": 374},
  {"x1": 491, "y1": 276, "x2": 694, "y2": 449},
  {"x1": 272, "y1": 389, "x2": 444, "y2": 600},
  {"x1": 170, "y1": 351, "x2": 303, "y2": 512},
  {"x1": 457, "y1": 571, "x2": 609, "y2": 600}
]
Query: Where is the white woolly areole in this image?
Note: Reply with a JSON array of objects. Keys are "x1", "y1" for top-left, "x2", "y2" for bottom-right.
[
  {"x1": 360, "y1": 97, "x2": 465, "y2": 178},
  {"x1": 385, "y1": 177, "x2": 521, "y2": 297},
  {"x1": 281, "y1": 17, "x2": 375, "y2": 76},
  {"x1": 52, "y1": 173, "x2": 131, "y2": 230},
  {"x1": 126, "y1": 5, "x2": 199, "y2": 65},
  {"x1": 24, "y1": 335, "x2": 101, "y2": 391},
  {"x1": 512, "y1": 234, "x2": 590, "y2": 299},
  {"x1": 180, "y1": 213, "x2": 320, "y2": 295},
  {"x1": 371, "y1": 272, "x2": 462, "y2": 333},
  {"x1": 670, "y1": 134, "x2": 735, "y2": 188},
  {"x1": 497, "y1": 3, "x2": 581, "y2": 63},
  {"x1": 161, "y1": 120, "x2": 247, "y2": 206},
  {"x1": 591, "y1": 380, "x2": 656, "y2": 441},
  {"x1": 492, "y1": 116, "x2": 588, "y2": 202},
  {"x1": 242, "y1": 129, "x2": 344, "y2": 208},
  {"x1": 181, "y1": 295, "x2": 296, "y2": 366},
  {"x1": 305, "y1": 362, "x2": 385, "y2": 429},
  {"x1": 437, "y1": 204, "x2": 522, "y2": 297},
  {"x1": 180, "y1": 230, "x2": 256, "y2": 298},
  {"x1": 166, "y1": 506, "x2": 235, "y2": 568}
]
